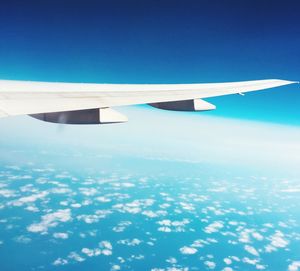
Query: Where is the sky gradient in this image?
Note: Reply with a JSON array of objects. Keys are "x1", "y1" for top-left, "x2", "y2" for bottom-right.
[{"x1": 0, "y1": 0, "x2": 299, "y2": 124}]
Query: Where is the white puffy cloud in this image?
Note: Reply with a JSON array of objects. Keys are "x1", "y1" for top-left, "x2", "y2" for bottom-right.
[
  {"x1": 223, "y1": 258, "x2": 232, "y2": 265},
  {"x1": 204, "y1": 261, "x2": 216, "y2": 269},
  {"x1": 27, "y1": 209, "x2": 72, "y2": 233},
  {"x1": 25, "y1": 205, "x2": 39, "y2": 212},
  {"x1": 166, "y1": 257, "x2": 177, "y2": 264},
  {"x1": 99, "y1": 241, "x2": 112, "y2": 250},
  {"x1": 79, "y1": 187, "x2": 98, "y2": 196},
  {"x1": 179, "y1": 246, "x2": 197, "y2": 255},
  {"x1": 77, "y1": 214, "x2": 99, "y2": 224},
  {"x1": 102, "y1": 249, "x2": 112, "y2": 256},
  {"x1": 111, "y1": 182, "x2": 135, "y2": 188},
  {"x1": 157, "y1": 220, "x2": 172, "y2": 226},
  {"x1": 96, "y1": 196, "x2": 111, "y2": 203},
  {"x1": 244, "y1": 245, "x2": 259, "y2": 256},
  {"x1": 77, "y1": 210, "x2": 111, "y2": 224},
  {"x1": 117, "y1": 238, "x2": 142, "y2": 246},
  {"x1": 157, "y1": 219, "x2": 190, "y2": 232},
  {"x1": 53, "y1": 258, "x2": 68, "y2": 266},
  {"x1": 270, "y1": 231, "x2": 289, "y2": 248},
  {"x1": 0, "y1": 189, "x2": 16, "y2": 198},
  {"x1": 71, "y1": 203, "x2": 82, "y2": 208},
  {"x1": 81, "y1": 247, "x2": 101, "y2": 257},
  {"x1": 288, "y1": 261, "x2": 300, "y2": 271},
  {"x1": 238, "y1": 229, "x2": 252, "y2": 243},
  {"x1": 158, "y1": 227, "x2": 171, "y2": 233},
  {"x1": 50, "y1": 188, "x2": 71, "y2": 194},
  {"x1": 10, "y1": 191, "x2": 48, "y2": 206},
  {"x1": 242, "y1": 257, "x2": 259, "y2": 265},
  {"x1": 99, "y1": 240, "x2": 113, "y2": 256},
  {"x1": 204, "y1": 221, "x2": 224, "y2": 234},
  {"x1": 252, "y1": 231, "x2": 264, "y2": 241},
  {"x1": 68, "y1": 251, "x2": 85, "y2": 262},
  {"x1": 113, "y1": 199, "x2": 154, "y2": 214},
  {"x1": 112, "y1": 220, "x2": 132, "y2": 232},
  {"x1": 142, "y1": 210, "x2": 159, "y2": 218}
]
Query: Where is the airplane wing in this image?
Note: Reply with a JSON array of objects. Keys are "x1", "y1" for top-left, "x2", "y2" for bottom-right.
[{"x1": 0, "y1": 79, "x2": 297, "y2": 124}]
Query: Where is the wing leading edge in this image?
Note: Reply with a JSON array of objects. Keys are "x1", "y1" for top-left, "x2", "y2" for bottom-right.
[{"x1": 0, "y1": 79, "x2": 297, "y2": 122}]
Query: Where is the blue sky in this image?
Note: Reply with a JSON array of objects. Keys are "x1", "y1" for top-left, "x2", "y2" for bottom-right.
[{"x1": 0, "y1": 0, "x2": 299, "y2": 124}]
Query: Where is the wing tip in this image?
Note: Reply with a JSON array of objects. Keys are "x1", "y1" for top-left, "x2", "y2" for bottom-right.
[
  {"x1": 271, "y1": 79, "x2": 299, "y2": 86},
  {"x1": 286, "y1": 80, "x2": 299, "y2": 84}
]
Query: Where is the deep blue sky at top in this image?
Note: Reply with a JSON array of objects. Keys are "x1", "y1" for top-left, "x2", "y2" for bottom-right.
[{"x1": 0, "y1": 0, "x2": 299, "y2": 124}]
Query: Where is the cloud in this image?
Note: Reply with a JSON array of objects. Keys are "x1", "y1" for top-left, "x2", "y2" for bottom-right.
[
  {"x1": 158, "y1": 227, "x2": 171, "y2": 233},
  {"x1": 166, "y1": 257, "x2": 177, "y2": 264},
  {"x1": 77, "y1": 214, "x2": 100, "y2": 224},
  {"x1": 71, "y1": 203, "x2": 82, "y2": 208},
  {"x1": 179, "y1": 246, "x2": 197, "y2": 255},
  {"x1": 0, "y1": 189, "x2": 16, "y2": 198},
  {"x1": 288, "y1": 261, "x2": 300, "y2": 271},
  {"x1": 96, "y1": 196, "x2": 111, "y2": 203},
  {"x1": 77, "y1": 210, "x2": 111, "y2": 224},
  {"x1": 99, "y1": 241, "x2": 113, "y2": 256},
  {"x1": 111, "y1": 182, "x2": 135, "y2": 188},
  {"x1": 223, "y1": 258, "x2": 232, "y2": 265},
  {"x1": 179, "y1": 202, "x2": 195, "y2": 211},
  {"x1": 81, "y1": 247, "x2": 101, "y2": 257},
  {"x1": 252, "y1": 232, "x2": 264, "y2": 241},
  {"x1": 50, "y1": 188, "x2": 72, "y2": 194},
  {"x1": 68, "y1": 252, "x2": 85, "y2": 262},
  {"x1": 157, "y1": 220, "x2": 172, "y2": 226},
  {"x1": 27, "y1": 209, "x2": 72, "y2": 233},
  {"x1": 244, "y1": 245, "x2": 259, "y2": 257},
  {"x1": 79, "y1": 187, "x2": 98, "y2": 196},
  {"x1": 25, "y1": 205, "x2": 39, "y2": 212},
  {"x1": 53, "y1": 232, "x2": 69, "y2": 239},
  {"x1": 52, "y1": 258, "x2": 68, "y2": 266},
  {"x1": 117, "y1": 238, "x2": 142, "y2": 246},
  {"x1": 157, "y1": 219, "x2": 190, "y2": 233},
  {"x1": 242, "y1": 257, "x2": 259, "y2": 265},
  {"x1": 112, "y1": 221, "x2": 132, "y2": 232},
  {"x1": 204, "y1": 221, "x2": 224, "y2": 234},
  {"x1": 238, "y1": 229, "x2": 252, "y2": 243},
  {"x1": 113, "y1": 199, "x2": 155, "y2": 214},
  {"x1": 269, "y1": 230, "x2": 289, "y2": 248},
  {"x1": 11, "y1": 191, "x2": 48, "y2": 206},
  {"x1": 204, "y1": 261, "x2": 216, "y2": 269}
]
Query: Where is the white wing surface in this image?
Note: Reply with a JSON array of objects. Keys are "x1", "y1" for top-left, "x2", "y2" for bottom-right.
[{"x1": 0, "y1": 79, "x2": 296, "y2": 119}]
